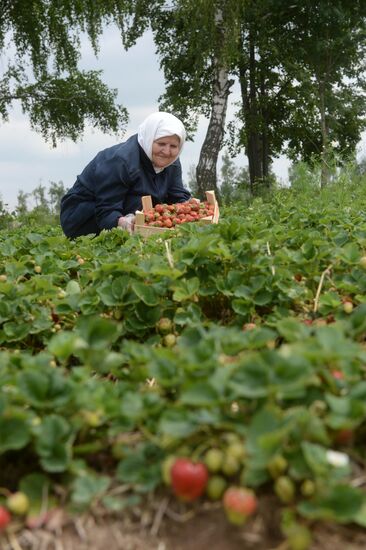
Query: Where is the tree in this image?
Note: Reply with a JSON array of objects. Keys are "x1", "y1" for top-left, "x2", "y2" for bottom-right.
[
  {"x1": 111, "y1": 0, "x2": 366, "y2": 191},
  {"x1": 268, "y1": 0, "x2": 366, "y2": 186},
  {"x1": 120, "y1": 0, "x2": 239, "y2": 197},
  {"x1": 219, "y1": 151, "x2": 250, "y2": 203},
  {"x1": 194, "y1": 3, "x2": 235, "y2": 198},
  {"x1": 0, "y1": 0, "x2": 129, "y2": 145},
  {"x1": 16, "y1": 190, "x2": 29, "y2": 216},
  {"x1": 48, "y1": 181, "x2": 67, "y2": 214},
  {"x1": 0, "y1": 194, "x2": 14, "y2": 229},
  {"x1": 32, "y1": 184, "x2": 49, "y2": 210}
]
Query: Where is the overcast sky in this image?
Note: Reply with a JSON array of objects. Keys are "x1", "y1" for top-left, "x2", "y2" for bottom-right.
[{"x1": 0, "y1": 27, "x2": 365, "y2": 211}]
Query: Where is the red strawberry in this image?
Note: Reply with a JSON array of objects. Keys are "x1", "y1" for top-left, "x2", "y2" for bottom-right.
[
  {"x1": 223, "y1": 487, "x2": 257, "y2": 525},
  {"x1": 170, "y1": 458, "x2": 208, "y2": 501},
  {"x1": 0, "y1": 506, "x2": 11, "y2": 531}
]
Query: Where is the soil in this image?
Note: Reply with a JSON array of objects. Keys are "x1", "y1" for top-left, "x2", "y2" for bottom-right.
[{"x1": 2, "y1": 494, "x2": 366, "y2": 550}]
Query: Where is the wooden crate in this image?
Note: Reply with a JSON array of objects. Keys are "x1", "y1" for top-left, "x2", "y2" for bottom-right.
[{"x1": 134, "y1": 190, "x2": 220, "y2": 237}]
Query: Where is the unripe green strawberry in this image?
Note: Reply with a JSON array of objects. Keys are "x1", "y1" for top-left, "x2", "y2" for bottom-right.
[
  {"x1": 343, "y1": 301, "x2": 353, "y2": 314},
  {"x1": 7, "y1": 492, "x2": 30, "y2": 515},
  {"x1": 161, "y1": 455, "x2": 176, "y2": 485},
  {"x1": 81, "y1": 409, "x2": 102, "y2": 427},
  {"x1": 221, "y1": 453, "x2": 241, "y2": 477},
  {"x1": 111, "y1": 442, "x2": 125, "y2": 460},
  {"x1": 226, "y1": 442, "x2": 246, "y2": 462},
  {"x1": 300, "y1": 479, "x2": 316, "y2": 497},
  {"x1": 267, "y1": 454, "x2": 288, "y2": 479},
  {"x1": 113, "y1": 308, "x2": 123, "y2": 320},
  {"x1": 206, "y1": 475, "x2": 227, "y2": 500},
  {"x1": 204, "y1": 448, "x2": 224, "y2": 473},
  {"x1": 359, "y1": 256, "x2": 366, "y2": 270},
  {"x1": 286, "y1": 525, "x2": 312, "y2": 550},
  {"x1": 162, "y1": 333, "x2": 177, "y2": 347},
  {"x1": 274, "y1": 475, "x2": 295, "y2": 503},
  {"x1": 223, "y1": 433, "x2": 241, "y2": 445},
  {"x1": 156, "y1": 317, "x2": 173, "y2": 335}
]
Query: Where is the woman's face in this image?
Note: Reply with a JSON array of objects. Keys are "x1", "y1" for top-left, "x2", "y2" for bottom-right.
[{"x1": 151, "y1": 135, "x2": 180, "y2": 168}]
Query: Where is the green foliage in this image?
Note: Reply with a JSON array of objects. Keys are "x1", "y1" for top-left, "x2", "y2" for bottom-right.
[
  {"x1": 128, "y1": 1, "x2": 366, "y2": 185},
  {"x1": 218, "y1": 151, "x2": 249, "y2": 204},
  {"x1": 1, "y1": 172, "x2": 366, "y2": 528},
  {"x1": 0, "y1": 195, "x2": 15, "y2": 229},
  {"x1": 0, "y1": 0, "x2": 129, "y2": 143},
  {"x1": 17, "y1": 71, "x2": 128, "y2": 146}
]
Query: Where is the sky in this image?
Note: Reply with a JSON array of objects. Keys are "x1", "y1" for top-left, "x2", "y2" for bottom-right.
[{"x1": 0, "y1": 26, "x2": 365, "y2": 211}]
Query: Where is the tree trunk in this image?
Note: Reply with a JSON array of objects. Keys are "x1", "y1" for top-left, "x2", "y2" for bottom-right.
[
  {"x1": 238, "y1": 29, "x2": 263, "y2": 193},
  {"x1": 196, "y1": 66, "x2": 232, "y2": 198},
  {"x1": 196, "y1": 8, "x2": 233, "y2": 199},
  {"x1": 260, "y1": 72, "x2": 270, "y2": 184},
  {"x1": 318, "y1": 78, "x2": 330, "y2": 188}
]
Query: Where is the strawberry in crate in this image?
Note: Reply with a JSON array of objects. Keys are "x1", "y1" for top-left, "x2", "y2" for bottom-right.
[{"x1": 144, "y1": 198, "x2": 215, "y2": 228}]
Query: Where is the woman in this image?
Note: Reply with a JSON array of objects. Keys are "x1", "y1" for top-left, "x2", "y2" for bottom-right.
[{"x1": 60, "y1": 111, "x2": 191, "y2": 238}]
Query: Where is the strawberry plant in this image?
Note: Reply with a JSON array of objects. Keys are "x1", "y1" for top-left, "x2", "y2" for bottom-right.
[{"x1": 0, "y1": 181, "x2": 366, "y2": 536}]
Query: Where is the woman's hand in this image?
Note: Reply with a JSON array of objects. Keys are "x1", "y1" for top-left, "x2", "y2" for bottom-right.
[{"x1": 118, "y1": 214, "x2": 135, "y2": 234}]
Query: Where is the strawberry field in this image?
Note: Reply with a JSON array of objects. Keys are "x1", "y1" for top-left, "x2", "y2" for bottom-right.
[{"x1": 1, "y1": 180, "x2": 366, "y2": 548}]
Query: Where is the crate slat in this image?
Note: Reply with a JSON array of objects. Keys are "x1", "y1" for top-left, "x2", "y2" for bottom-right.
[
  {"x1": 142, "y1": 196, "x2": 153, "y2": 212},
  {"x1": 134, "y1": 191, "x2": 219, "y2": 236}
]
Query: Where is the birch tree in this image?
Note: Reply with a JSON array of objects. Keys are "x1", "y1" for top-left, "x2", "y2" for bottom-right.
[{"x1": 0, "y1": 0, "x2": 129, "y2": 144}]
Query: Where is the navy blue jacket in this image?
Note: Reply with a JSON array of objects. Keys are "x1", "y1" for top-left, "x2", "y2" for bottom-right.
[{"x1": 60, "y1": 134, "x2": 191, "y2": 237}]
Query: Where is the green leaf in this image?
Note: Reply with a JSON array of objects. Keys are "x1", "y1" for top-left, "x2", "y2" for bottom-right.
[
  {"x1": 171, "y1": 277, "x2": 200, "y2": 301},
  {"x1": 19, "y1": 473, "x2": 51, "y2": 502},
  {"x1": 229, "y1": 359, "x2": 269, "y2": 398},
  {"x1": 102, "y1": 494, "x2": 141, "y2": 511},
  {"x1": 18, "y1": 369, "x2": 72, "y2": 409},
  {"x1": 48, "y1": 332, "x2": 88, "y2": 361},
  {"x1": 66, "y1": 280, "x2": 81, "y2": 294},
  {"x1": 174, "y1": 303, "x2": 202, "y2": 325},
  {"x1": 301, "y1": 442, "x2": 329, "y2": 476},
  {"x1": 298, "y1": 484, "x2": 363, "y2": 523},
  {"x1": 253, "y1": 289, "x2": 272, "y2": 305},
  {"x1": 354, "y1": 499, "x2": 366, "y2": 527},
  {"x1": 35, "y1": 415, "x2": 72, "y2": 472},
  {"x1": 71, "y1": 474, "x2": 110, "y2": 507},
  {"x1": 3, "y1": 321, "x2": 29, "y2": 341},
  {"x1": 120, "y1": 392, "x2": 144, "y2": 421},
  {"x1": 75, "y1": 315, "x2": 121, "y2": 348},
  {"x1": 338, "y1": 242, "x2": 361, "y2": 264},
  {"x1": 276, "y1": 318, "x2": 312, "y2": 342},
  {"x1": 111, "y1": 276, "x2": 130, "y2": 301},
  {"x1": 0, "y1": 417, "x2": 30, "y2": 453},
  {"x1": 131, "y1": 281, "x2": 160, "y2": 306},
  {"x1": 116, "y1": 443, "x2": 163, "y2": 492},
  {"x1": 246, "y1": 407, "x2": 284, "y2": 465},
  {"x1": 0, "y1": 301, "x2": 10, "y2": 323},
  {"x1": 180, "y1": 382, "x2": 218, "y2": 406},
  {"x1": 231, "y1": 298, "x2": 251, "y2": 316},
  {"x1": 158, "y1": 409, "x2": 198, "y2": 437}
]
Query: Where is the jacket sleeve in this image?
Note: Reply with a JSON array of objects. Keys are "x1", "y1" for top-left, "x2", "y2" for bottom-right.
[
  {"x1": 166, "y1": 160, "x2": 191, "y2": 203},
  {"x1": 81, "y1": 154, "x2": 130, "y2": 230}
]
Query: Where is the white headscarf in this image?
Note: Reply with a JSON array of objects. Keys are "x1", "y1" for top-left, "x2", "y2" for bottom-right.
[{"x1": 137, "y1": 112, "x2": 186, "y2": 172}]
